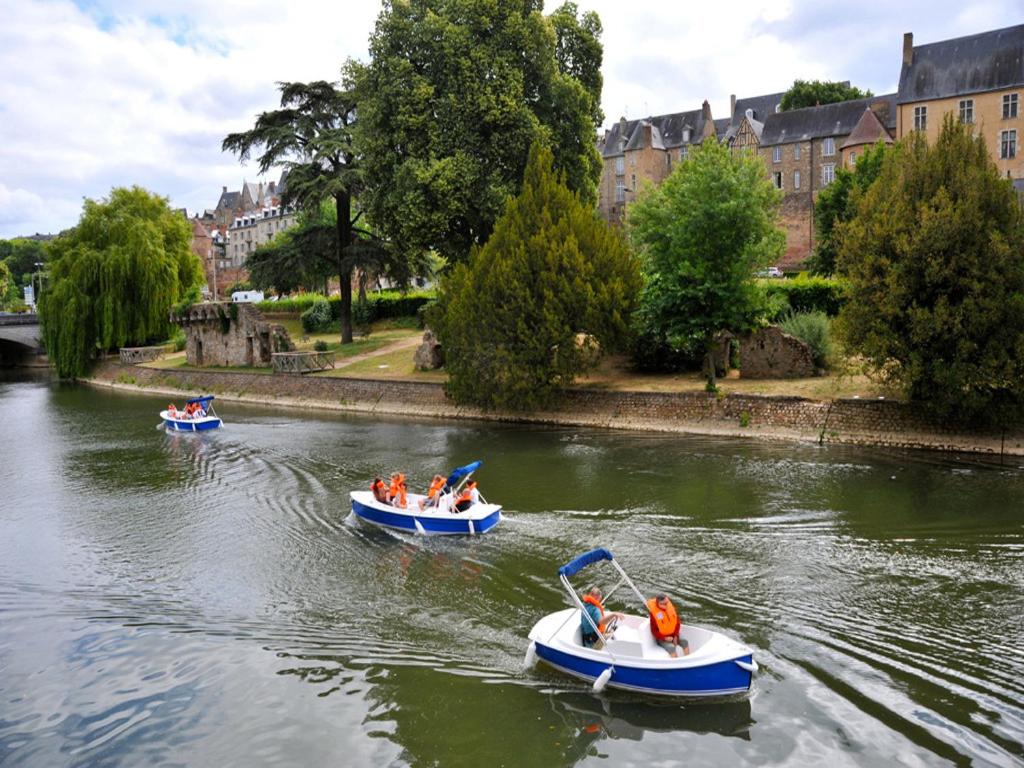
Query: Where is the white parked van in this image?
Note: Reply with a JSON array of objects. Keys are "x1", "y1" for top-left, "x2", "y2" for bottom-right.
[{"x1": 231, "y1": 290, "x2": 265, "y2": 303}]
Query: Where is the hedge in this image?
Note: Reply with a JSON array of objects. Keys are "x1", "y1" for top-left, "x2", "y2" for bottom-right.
[
  {"x1": 256, "y1": 290, "x2": 436, "y2": 323},
  {"x1": 761, "y1": 276, "x2": 847, "y2": 317}
]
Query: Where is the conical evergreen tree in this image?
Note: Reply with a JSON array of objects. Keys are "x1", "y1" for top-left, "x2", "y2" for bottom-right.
[
  {"x1": 40, "y1": 187, "x2": 203, "y2": 378},
  {"x1": 436, "y1": 143, "x2": 640, "y2": 410},
  {"x1": 836, "y1": 115, "x2": 1024, "y2": 420}
]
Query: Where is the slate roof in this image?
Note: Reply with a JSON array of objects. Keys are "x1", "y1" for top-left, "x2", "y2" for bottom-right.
[
  {"x1": 216, "y1": 189, "x2": 241, "y2": 211},
  {"x1": 599, "y1": 107, "x2": 715, "y2": 157},
  {"x1": 759, "y1": 94, "x2": 897, "y2": 146},
  {"x1": 899, "y1": 24, "x2": 1024, "y2": 103},
  {"x1": 723, "y1": 91, "x2": 786, "y2": 142},
  {"x1": 840, "y1": 107, "x2": 894, "y2": 149}
]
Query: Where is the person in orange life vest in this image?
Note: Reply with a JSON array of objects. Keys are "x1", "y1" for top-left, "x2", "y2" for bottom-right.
[
  {"x1": 167, "y1": 403, "x2": 178, "y2": 417},
  {"x1": 648, "y1": 593, "x2": 689, "y2": 657},
  {"x1": 418, "y1": 474, "x2": 446, "y2": 510},
  {"x1": 388, "y1": 472, "x2": 408, "y2": 508},
  {"x1": 454, "y1": 480, "x2": 479, "y2": 512},
  {"x1": 580, "y1": 586, "x2": 625, "y2": 648},
  {"x1": 371, "y1": 477, "x2": 388, "y2": 504}
]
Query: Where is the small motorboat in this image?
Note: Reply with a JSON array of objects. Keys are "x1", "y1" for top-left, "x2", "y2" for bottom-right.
[
  {"x1": 160, "y1": 395, "x2": 223, "y2": 432},
  {"x1": 349, "y1": 460, "x2": 502, "y2": 535},
  {"x1": 525, "y1": 548, "x2": 757, "y2": 698}
]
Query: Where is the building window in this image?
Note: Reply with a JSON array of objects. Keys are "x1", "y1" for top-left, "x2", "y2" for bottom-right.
[
  {"x1": 615, "y1": 182, "x2": 625, "y2": 202},
  {"x1": 682, "y1": 129, "x2": 691, "y2": 143},
  {"x1": 631, "y1": 174, "x2": 636, "y2": 190},
  {"x1": 1004, "y1": 93, "x2": 1019, "y2": 119},
  {"x1": 615, "y1": 156, "x2": 624, "y2": 175},
  {"x1": 1001, "y1": 129, "x2": 1017, "y2": 159},
  {"x1": 772, "y1": 146, "x2": 781, "y2": 163},
  {"x1": 959, "y1": 99, "x2": 974, "y2": 124},
  {"x1": 822, "y1": 164, "x2": 835, "y2": 186},
  {"x1": 773, "y1": 171, "x2": 783, "y2": 189},
  {"x1": 794, "y1": 144, "x2": 801, "y2": 160},
  {"x1": 914, "y1": 105, "x2": 927, "y2": 131},
  {"x1": 680, "y1": 146, "x2": 689, "y2": 160},
  {"x1": 822, "y1": 137, "x2": 835, "y2": 156},
  {"x1": 849, "y1": 151, "x2": 857, "y2": 166},
  {"x1": 794, "y1": 170, "x2": 801, "y2": 189}
]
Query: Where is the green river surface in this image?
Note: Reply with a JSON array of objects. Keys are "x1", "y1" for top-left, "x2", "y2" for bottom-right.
[{"x1": 1, "y1": 377, "x2": 1022, "y2": 767}]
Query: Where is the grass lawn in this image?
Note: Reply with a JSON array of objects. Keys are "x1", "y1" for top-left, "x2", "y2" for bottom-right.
[
  {"x1": 278, "y1": 317, "x2": 421, "y2": 358},
  {"x1": 318, "y1": 346, "x2": 446, "y2": 382}
]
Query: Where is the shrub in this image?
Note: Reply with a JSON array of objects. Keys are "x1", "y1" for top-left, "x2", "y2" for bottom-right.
[
  {"x1": 352, "y1": 299, "x2": 374, "y2": 328},
  {"x1": 256, "y1": 290, "x2": 436, "y2": 324},
  {"x1": 313, "y1": 339, "x2": 329, "y2": 352},
  {"x1": 301, "y1": 298, "x2": 333, "y2": 333},
  {"x1": 630, "y1": 331, "x2": 703, "y2": 372},
  {"x1": 170, "y1": 328, "x2": 186, "y2": 352},
  {"x1": 779, "y1": 310, "x2": 833, "y2": 369},
  {"x1": 763, "y1": 276, "x2": 847, "y2": 317}
]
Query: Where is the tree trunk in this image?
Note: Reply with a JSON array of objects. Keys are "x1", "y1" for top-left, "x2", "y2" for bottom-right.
[
  {"x1": 704, "y1": 335, "x2": 717, "y2": 393},
  {"x1": 336, "y1": 192, "x2": 353, "y2": 344}
]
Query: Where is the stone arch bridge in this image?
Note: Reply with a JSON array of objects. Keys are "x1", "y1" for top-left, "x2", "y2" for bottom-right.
[{"x1": 0, "y1": 314, "x2": 44, "y2": 364}]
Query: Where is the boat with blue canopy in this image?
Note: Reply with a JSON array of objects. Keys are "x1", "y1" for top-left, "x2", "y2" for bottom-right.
[
  {"x1": 160, "y1": 396, "x2": 223, "y2": 432},
  {"x1": 349, "y1": 460, "x2": 502, "y2": 535},
  {"x1": 525, "y1": 548, "x2": 757, "y2": 698}
]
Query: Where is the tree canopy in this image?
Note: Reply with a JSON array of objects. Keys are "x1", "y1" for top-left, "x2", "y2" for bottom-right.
[
  {"x1": 780, "y1": 79, "x2": 873, "y2": 111},
  {"x1": 223, "y1": 81, "x2": 375, "y2": 343},
  {"x1": 0, "y1": 238, "x2": 47, "y2": 287},
  {"x1": 808, "y1": 142, "x2": 888, "y2": 275},
  {"x1": 435, "y1": 142, "x2": 640, "y2": 410},
  {"x1": 836, "y1": 116, "x2": 1024, "y2": 420},
  {"x1": 351, "y1": 0, "x2": 604, "y2": 266},
  {"x1": 39, "y1": 187, "x2": 203, "y2": 378},
  {"x1": 628, "y1": 139, "x2": 784, "y2": 389}
]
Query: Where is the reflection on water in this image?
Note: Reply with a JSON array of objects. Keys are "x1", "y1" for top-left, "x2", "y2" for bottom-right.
[{"x1": 0, "y1": 378, "x2": 1022, "y2": 766}]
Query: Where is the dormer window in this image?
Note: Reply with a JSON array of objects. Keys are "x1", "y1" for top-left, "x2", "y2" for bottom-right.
[{"x1": 682, "y1": 128, "x2": 691, "y2": 143}]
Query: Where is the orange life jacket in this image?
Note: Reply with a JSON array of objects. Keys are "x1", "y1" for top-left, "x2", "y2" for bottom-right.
[
  {"x1": 582, "y1": 593, "x2": 610, "y2": 632},
  {"x1": 371, "y1": 479, "x2": 386, "y2": 494},
  {"x1": 456, "y1": 483, "x2": 477, "y2": 506},
  {"x1": 427, "y1": 477, "x2": 445, "y2": 499},
  {"x1": 647, "y1": 597, "x2": 680, "y2": 639},
  {"x1": 389, "y1": 474, "x2": 407, "y2": 508}
]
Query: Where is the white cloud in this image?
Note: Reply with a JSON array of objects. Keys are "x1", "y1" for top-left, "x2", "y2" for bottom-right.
[{"x1": 0, "y1": 0, "x2": 1018, "y2": 237}]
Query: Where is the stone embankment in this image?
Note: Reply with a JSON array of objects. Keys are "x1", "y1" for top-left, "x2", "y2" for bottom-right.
[{"x1": 86, "y1": 362, "x2": 1024, "y2": 458}]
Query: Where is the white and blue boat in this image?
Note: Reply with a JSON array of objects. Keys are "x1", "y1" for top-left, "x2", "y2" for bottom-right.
[
  {"x1": 159, "y1": 395, "x2": 223, "y2": 432},
  {"x1": 526, "y1": 548, "x2": 757, "y2": 698},
  {"x1": 349, "y1": 460, "x2": 502, "y2": 535}
]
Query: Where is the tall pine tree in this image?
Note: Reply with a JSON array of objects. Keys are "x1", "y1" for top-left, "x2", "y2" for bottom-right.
[{"x1": 436, "y1": 142, "x2": 640, "y2": 410}]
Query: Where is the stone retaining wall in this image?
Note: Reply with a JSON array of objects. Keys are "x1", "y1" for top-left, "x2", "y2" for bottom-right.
[{"x1": 88, "y1": 362, "x2": 1024, "y2": 457}]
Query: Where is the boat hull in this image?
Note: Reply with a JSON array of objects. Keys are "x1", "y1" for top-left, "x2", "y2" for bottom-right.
[
  {"x1": 350, "y1": 492, "x2": 502, "y2": 535},
  {"x1": 160, "y1": 411, "x2": 222, "y2": 431},
  {"x1": 533, "y1": 641, "x2": 754, "y2": 697}
]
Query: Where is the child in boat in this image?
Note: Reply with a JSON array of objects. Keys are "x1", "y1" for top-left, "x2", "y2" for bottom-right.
[
  {"x1": 454, "y1": 480, "x2": 479, "y2": 512},
  {"x1": 371, "y1": 477, "x2": 389, "y2": 504},
  {"x1": 647, "y1": 593, "x2": 689, "y2": 657},
  {"x1": 418, "y1": 474, "x2": 446, "y2": 510},
  {"x1": 388, "y1": 472, "x2": 408, "y2": 508}
]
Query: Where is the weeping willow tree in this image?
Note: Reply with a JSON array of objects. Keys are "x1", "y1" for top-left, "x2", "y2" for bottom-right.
[{"x1": 40, "y1": 186, "x2": 203, "y2": 378}]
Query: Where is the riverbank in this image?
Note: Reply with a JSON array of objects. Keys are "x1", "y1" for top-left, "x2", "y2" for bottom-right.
[{"x1": 84, "y1": 361, "x2": 1024, "y2": 458}]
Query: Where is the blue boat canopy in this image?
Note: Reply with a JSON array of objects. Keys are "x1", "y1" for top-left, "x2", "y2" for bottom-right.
[
  {"x1": 558, "y1": 548, "x2": 614, "y2": 577},
  {"x1": 185, "y1": 395, "x2": 215, "y2": 407},
  {"x1": 445, "y1": 460, "x2": 482, "y2": 490}
]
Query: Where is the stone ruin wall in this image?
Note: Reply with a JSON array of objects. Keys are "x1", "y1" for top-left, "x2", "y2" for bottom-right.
[{"x1": 170, "y1": 302, "x2": 294, "y2": 367}]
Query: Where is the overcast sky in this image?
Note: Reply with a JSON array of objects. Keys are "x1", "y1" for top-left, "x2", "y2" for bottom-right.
[{"x1": 0, "y1": 0, "x2": 1018, "y2": 238}]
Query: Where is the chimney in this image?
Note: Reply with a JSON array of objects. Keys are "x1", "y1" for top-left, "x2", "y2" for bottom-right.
[
  {"x1": 702, "y1": 99, "x2": 712, "y2": 122},
  {"x1": 730, "y1": 94, "x2": 737, "y2": 118},
  {"x1": 701, "y1": 100, "x2": 716, "y2": 141},
  {"x1": 903, "y1": 32, "x2": 913, "y2": 67},
  {"x1": 222, "y1": 186, "x2": 227, "y2": 194}
]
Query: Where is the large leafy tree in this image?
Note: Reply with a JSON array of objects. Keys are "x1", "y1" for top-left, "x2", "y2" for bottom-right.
[
  {"x1": 1, "y1": 238, "x2": 47, "y2": 287},
  {"x1": 808, "y1": 142, "x2": 888, "y2": 275},
  {"x1": 436, "y1": 143, "x2": 640, "y2": 410},
  {"x1": 780, "y1": 79, "x2": 873, "y2": 111},
  {"x1": 628, "y1": 139, "x2": 784, "y2": 390},
  {"x1": 836, "y1": 116, "x2": 1024, "y2": 420},
  {"x1": 351, "y1": 0, "x2": 603, "y2": 266},
  {"x1": 224, "y1": 81, "x2": 372, "y2": 343},
  {"x1": 39, "y1": 187, "x2": 203, "y2": 378}
]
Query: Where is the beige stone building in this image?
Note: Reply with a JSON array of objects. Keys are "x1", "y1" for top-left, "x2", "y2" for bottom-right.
[
  {"x1": 226, "y1": 204, "x2": 298, "y2": 270},
  {"x1": 757, "y1": 96, "x2": 896, "y2": 269},
  {"x1": 896, "y1": 25, "x2": 1024, "y2": 185}
]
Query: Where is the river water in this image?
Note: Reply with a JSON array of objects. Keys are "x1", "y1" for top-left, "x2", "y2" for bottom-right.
[{"x1": 1, "y1": 377, "x2": 1022, "y2": 767}]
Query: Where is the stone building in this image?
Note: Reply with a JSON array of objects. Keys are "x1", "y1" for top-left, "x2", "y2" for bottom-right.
[
  {"x1": 757, "y1": 95, "x2": 896, "y2": 268},
  {"x1": 595, "y1": 91, "x2": 784, "y2": 223},
  {"x1": 896, "y1": 25, "x2": 1024, "y2": 184},
  {"x1": 170, "y1": 302, "x2": 294, "y2": 368},
  {"x1": 225, "y1": 204, "x2": 298, "y2": 269}
]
